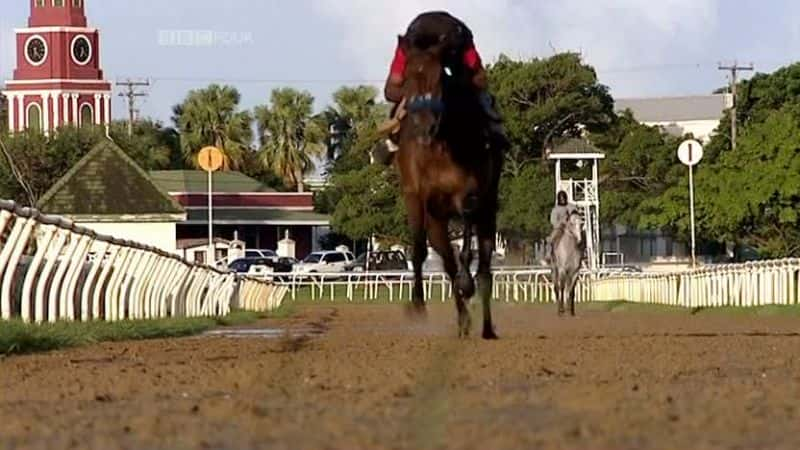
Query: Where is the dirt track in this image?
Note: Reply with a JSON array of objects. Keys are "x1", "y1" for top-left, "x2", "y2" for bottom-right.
[{"x1": 2, "y1": 303, "x2": 800, "y2": 450}]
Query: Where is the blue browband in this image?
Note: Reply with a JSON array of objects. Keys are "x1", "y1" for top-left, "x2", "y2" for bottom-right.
[{"x1": 407, "y1": 94, "x2": 445, "y2": 114}]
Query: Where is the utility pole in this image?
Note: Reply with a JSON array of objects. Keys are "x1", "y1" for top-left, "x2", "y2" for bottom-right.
[
  {"x1": 116, "y1": 79, "x2": 150, "y2": 136},
  {"x1": 718, "y1": 62, "x2": 753, "y2": 150}
]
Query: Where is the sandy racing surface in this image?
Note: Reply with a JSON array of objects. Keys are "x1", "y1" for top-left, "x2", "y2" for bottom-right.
[{"x1": 2, "y1": 303, "x2": 800, "y2": 450}]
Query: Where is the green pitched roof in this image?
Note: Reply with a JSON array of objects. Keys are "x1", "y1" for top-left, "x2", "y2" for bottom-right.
[
  {"x1": 38, "y1": 140, "x2": 185, "y2": 219},
  {"x1": 149, "y1": 170, "x2": 276, "y2": 193},
  {"x1": 549, "y1": 138, "x2": 603, "y2": 155}
]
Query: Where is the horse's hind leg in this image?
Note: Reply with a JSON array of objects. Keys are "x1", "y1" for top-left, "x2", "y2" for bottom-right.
[
  {"x1": 428, "y1": 217, "x2": 470, "y2": 337},
  {"x1": 477, "y1": 221, "x2": 498, "y2": 340}
]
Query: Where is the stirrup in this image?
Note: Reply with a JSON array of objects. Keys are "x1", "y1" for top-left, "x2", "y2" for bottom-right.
[{"x1": 385, "y1": 139, "x2": 399, "y2": 153}]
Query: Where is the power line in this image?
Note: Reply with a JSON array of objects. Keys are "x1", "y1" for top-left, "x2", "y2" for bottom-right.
[
  {"x1": 718, "y1": 61, "x2": 754, "y2": 150},
  {"x1": 116, "y1": 79, "x2": 150, "y2": 136}
]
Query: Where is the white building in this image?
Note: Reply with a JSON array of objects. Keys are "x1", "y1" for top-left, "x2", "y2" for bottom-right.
[{"x1": 615, "y1": 94, "x2": 732, "y2": 143}]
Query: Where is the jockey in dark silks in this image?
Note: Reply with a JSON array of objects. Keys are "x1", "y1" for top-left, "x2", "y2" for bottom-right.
[{"x1": 374, "y1": 11, "x2": 509, "y2": 163}]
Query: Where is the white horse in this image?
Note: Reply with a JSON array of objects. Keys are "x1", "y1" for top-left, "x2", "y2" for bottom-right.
[{"x1": 551, "y1": 211, "x2": 584, "y2": 316}]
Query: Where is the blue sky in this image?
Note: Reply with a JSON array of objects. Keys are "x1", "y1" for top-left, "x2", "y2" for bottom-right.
[{"x1": 2, "y1": 0, "x2": 800, "y2": 124}]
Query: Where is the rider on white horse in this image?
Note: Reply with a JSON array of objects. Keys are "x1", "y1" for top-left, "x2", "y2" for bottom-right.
[{"x1": 546, "y1": 191, "x2": 577, "y2": 262}]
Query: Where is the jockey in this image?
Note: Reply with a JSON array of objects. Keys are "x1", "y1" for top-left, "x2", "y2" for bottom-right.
[
  {"x1": 374, "y1": 11, "x2": 508, "y2": 163},
  {"x1": 550, "y1": 191, "x2": 578, "y2": 231},
  {"x1": 547, "y1": 191, "x2": 578, "y2": 261}
]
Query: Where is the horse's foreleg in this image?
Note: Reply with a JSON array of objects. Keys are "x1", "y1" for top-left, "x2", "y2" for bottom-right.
[
  {"x1": 554, "y1": 267, "x2": 565, "y2": 316},
  {"x1": 456, "y1": 194, "x2": 478, "y2": 300},
  {"x1": 477, "y1": 221, "x2": 498, "y2": 340},
  {"x1": 456, "y1": 223, "x2": 476, "y2": 300},
  {"x1": 428, "y1": 217, "x2": 470, "y2": 338},
  {"x1": 405, "y1": 193, "x2": 427, "y2": 314},
  {"x1": 567, "y1": 269, "x2": 580, "y2": 317}
]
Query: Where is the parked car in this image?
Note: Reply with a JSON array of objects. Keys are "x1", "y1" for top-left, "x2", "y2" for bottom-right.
[
  {"x1": 228, "y1": 257, "x2": 293, "y2": 280},
  {"x1": 344, "y1": 250, "x2": 409, "y2": 272},
  {"x1": 293, "y1": 251, "x2": 355, "y2": 275},
  {"x1": 244, "y1": 249, "x2": 278, "y2": 261}
]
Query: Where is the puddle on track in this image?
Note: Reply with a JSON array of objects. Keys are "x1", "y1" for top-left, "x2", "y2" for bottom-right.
[{"x1": 202, "y1": 327, "x2": 325, "y2": 339}]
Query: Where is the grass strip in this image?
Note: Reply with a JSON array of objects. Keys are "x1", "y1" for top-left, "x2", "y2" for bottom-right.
[{"x1": 0, "y1": 307, "x2": 294, "y2": 357}]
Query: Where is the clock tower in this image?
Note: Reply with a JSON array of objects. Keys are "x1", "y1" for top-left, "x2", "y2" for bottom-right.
[{"x1": 2, "y1": 0, "x2": 112, "y2": 134}]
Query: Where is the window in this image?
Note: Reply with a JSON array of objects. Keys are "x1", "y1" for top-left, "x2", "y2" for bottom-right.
[
  {"x1": 27, "y1": 103, "x2": 42, "y2": 132},
  {"x1": 80, "y1": 103, "x2": 93, "y2": 127},
  {"x1": 53, "y1": 0, "x2": 64, "y2": 6},
  {"x1": 229, "y1": 260, "x2": 250, "y2": 273},
  {"x1": 303, "y1": 253, "x2": 322, "y2": 263},
  {"x1": 325, "y1": 253, "x2": 346, "y2": 263},
  {"x1": 194, "y1": 251, "x2": 206, "y2": 264},
  {"x1": 73, "y1": 0, "x2": 82, "y2": 6},
  {"x1": 35, "y1": 0, "x2": 45, "y2": 7},
  {"x1": 245, "y1": 250, "x2": 262, "y2": 258},
  {"x1": 639, "y1": 237, "x2": 657, "y2": 258}
]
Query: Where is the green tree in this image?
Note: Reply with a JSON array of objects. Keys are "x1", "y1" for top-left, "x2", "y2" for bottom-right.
[
  {"x1": 498, "y1": 163, "x2": 554, "y2": 243},
  {"x1": 313, "y1": 86, "x2": 406, "y2": 244},
  {"x1": 489, "y1": 52, "x2": 615, "y2": 162},
  {"x1": 327, "y1": 164, "x2": 408, "y2": 244},
  {"x1": 591, "y1": 112, "x2": 687, "y2": 227},
  {"x1": 108, "y1": 119, "x2": 179, "y2": 170},
  {"x1": 0, "y1": 94, "x2": 8, "y2": 135},
  {"x1": 641, "y1": 108, "x2": 800, "y2": 257},
  {"x1": 172, "y1": 84, "x2": 253, "y2": 169},
  {"x1": 639, "y1": 62, "x2": 800, "y2": 258},
  {"x1": 488, "y1": 53, "x2": 614, "y2": 260},
  {"x1": 322, "y1": 86, "x2": 388, "y2": 161},
  {"x1": 0, "y1": 126, "x2": 106, "y2": 205},
  {"x1": 255, "y1": 88, "x2": 326, "y2": 192}
]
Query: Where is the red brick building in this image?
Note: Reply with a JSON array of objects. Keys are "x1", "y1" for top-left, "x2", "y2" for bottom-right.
[
  {"x1": 2, "y1": 0, "x2": 112, "y2": 134},
  {"x1": 150, "y1": 171, "x2": 331, "y2": 259}
]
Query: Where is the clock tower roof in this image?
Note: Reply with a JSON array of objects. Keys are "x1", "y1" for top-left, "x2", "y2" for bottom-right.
[{"x1": 29, "y1": 0, "x2": 88, "y2": 28}]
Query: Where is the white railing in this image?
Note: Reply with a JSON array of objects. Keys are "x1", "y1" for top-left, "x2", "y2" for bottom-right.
[
  {"x1": 593, "y1": 259, "x2": 800, "y2": 307},
  {"x1": 274, "y1": 269, "x2": 593, "y2": 304},
  {"x1": 269, "y1": 260, "x2": 800, "y2": 309},
  {"x1": 0, "y1": 200, "x2": 285, "y2": 323}
]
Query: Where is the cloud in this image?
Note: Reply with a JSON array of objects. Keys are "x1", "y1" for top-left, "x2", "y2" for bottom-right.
[{"x1": 311, "y1": 0, "x2": 722, "y2": 97}]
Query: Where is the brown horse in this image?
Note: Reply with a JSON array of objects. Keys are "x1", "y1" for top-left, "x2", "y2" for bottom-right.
[{"x1": 393, "y1": 35, "x2": 503, "y2": 339}]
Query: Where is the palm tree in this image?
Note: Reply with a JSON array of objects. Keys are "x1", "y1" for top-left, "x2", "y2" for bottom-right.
[
  {"x1": 255, "y1": 88, "x2": 326, "y2": 192},
  {"x1": 172, "y1": 84, "x2": 253, "y2": 170},
  {"x1": 322, "y1": 86, "x2": 387, "y2": 161}
]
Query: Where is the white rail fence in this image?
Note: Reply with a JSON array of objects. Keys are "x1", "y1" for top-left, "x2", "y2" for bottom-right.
[
  {"x1": 277, "y1": 270, "x2": 593, "y2": 304},
  {"x1": 0, "y1": 201, "x2": 285, "y2": 323},
  {"x1": 594, "y1": 259, "x2": 800, "y2": 307},
  {"x1": 277, "y1": 259, "x2": 800, "y2": 308}
]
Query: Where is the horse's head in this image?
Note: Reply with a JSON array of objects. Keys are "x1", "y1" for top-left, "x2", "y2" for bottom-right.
[
  {"x1": 566, "y1": 211, "x2": 584, "y2": 244},
  {"x1": 399, "y1": 34, "x2": 447, "y2": 146}
]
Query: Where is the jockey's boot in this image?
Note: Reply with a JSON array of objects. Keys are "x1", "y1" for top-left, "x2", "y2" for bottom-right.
[
  {"x1": 479, "y1": 91, "x2": 510, "y2": 152},
  {"x1": 371, "y1": 137, "x2": 399, "y2": 166}
]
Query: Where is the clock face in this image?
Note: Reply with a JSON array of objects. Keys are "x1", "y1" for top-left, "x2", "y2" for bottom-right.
[
  {"x1": 72, "y1": 36, "x2": 92, "y2": 65},
  {"x1": 26, "y1": 37, "x2": 47, "y2": 65}
]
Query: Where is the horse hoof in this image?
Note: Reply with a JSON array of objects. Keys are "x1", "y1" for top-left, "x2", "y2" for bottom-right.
[
  {"x1": 405, "y1": 302, "x2": 427, "y2": 319},
  {"x1": 482, "y1": 327, "x2": 499, "y2": 340},
  {"x1": 458, "y1": 314, "x2": 472, "y2": 339},
  {"x1": 456, "y1": 273, "x2": 476, "y2": 299},
  {"x1": 557, "y1": 309, "x2": 565, "y2": 317}
]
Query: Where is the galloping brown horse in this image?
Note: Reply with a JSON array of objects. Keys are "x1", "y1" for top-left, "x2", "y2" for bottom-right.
[{"x1": 393, "y1": 35, "x2": 503, "y2": 339}]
